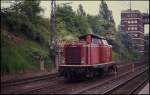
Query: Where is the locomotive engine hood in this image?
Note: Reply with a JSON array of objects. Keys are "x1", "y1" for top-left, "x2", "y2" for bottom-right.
[{"x1": 62, "y1": 34, "x2": 112, "y2": 66}]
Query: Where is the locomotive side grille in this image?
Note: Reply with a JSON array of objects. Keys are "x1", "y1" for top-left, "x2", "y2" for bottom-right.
[{"x1": 65, "y1": 47, "x2": 81, "y2": 65}]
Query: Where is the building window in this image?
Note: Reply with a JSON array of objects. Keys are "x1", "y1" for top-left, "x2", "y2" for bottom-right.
[
  {"x1": 128, "y1": 20, "x2": 130, "y2": 24},
  {"x1": 128, "y1": 27, "x2": 130, "y2": 30},
  {"x1": 132, "y1": 21, "x2": 134, "y2": 23},
  {"x1": 131, "y1": 20, "x2": 133, "y2": 24},
  {"x1": 134, "y1": 27, "x2": 137, "y2": 30},
  {"x1": 134, "y1": 27, "x2": 136, "y2": 30},
  {"x1": 134, "y1": 20, "x2": 137, "y2": 23},
  {"x1": 131, "y1": 27, "x2": 134, "y2": 30},
  {"x1": 134, "y1": 34, "x2": 138, "y2": 37},
  {"x1": 133, "y1": 14, "x2": 135, "y2": 17}
]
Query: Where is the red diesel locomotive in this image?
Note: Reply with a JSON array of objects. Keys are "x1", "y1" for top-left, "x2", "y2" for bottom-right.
[{"x1": 59, "y1": 34, "x2": 117, "y2": 80}]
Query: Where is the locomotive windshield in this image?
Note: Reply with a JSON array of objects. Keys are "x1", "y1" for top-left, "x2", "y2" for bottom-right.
[
  {"x1": 79, "y1": 38, "x2": 86, "y2": 42},
  {"x1": 98, "y1": 39, "x2": 102, "y2": 44},
  {"x1": 80, "y1": 38, "x2": 85, "y2": 41},
  {"x1": 92, "y1": 38, "x2": 99, "y2": 44},
  {"x1": 102, "y1": 40, "x2": 108, "y2": 45}
]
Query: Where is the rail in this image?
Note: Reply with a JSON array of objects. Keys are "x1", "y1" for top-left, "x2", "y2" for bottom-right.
[
  {"x1": 102, "y1": 68, "x2": 148, "y2": 94},
  {"x1": 73, "y1": 64, "x2": 148, "y2": 94},
  {"x1": 1, "y1": 73, "x2": 57, "y2": 87}
]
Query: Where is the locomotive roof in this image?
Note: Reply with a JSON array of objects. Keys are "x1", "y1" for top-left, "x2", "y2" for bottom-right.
[{"x1": 79, "y1": 34, "x2": 105, "y2": 39}]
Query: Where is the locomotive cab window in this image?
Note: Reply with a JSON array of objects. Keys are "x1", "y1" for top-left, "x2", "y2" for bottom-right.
[
  {"x1": 98, "y1": 39, "x2": 102, "y2": 44},
  {"x1": 80, "y1": 38, "x2": 85, "y2": 41},
  {"x1": 102, "y1": 40, "x2": 108, "y2": 45},
  {"x1": 79, "y1": 38, "x2": 86, "y2": 43},
  {"x1": 92, "y1": 38, "x2": 99, "y2": 44}
]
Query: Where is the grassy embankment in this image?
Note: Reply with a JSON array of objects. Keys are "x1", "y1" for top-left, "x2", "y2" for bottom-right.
[{"x1": 1, "y1": 28, "x2": 54, "y2": 74}]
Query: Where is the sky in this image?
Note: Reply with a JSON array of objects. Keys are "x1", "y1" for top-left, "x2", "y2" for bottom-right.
[{"x1": 1, "y1": 1, "x2": 149, "y2": 34}]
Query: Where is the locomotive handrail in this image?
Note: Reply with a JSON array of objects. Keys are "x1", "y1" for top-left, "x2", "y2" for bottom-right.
[{"x1": 59, "y1": 61, "x2": 116, "y2": 67}]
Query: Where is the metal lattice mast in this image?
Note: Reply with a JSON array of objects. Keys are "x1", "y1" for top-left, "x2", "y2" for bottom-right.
[
  {"x1": 49, "y1": 1, "x2": 73, "y2": 70},
  {"x1": 49, "y1": 1, "x2": 73, "y2": 48},
  {"x1": 50, "y1": 0, "x2": 56, "y2": 47},
  {"x1": 49, "y1": 0, "x2": 57, "y2": 67}
]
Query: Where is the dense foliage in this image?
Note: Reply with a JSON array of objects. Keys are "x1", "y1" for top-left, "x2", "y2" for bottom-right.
[
  {"x1": 56, "y1": 5, "x2": 90, "y2": 38},
  {"x1": 1, "y1": 0, "x2": 47, "y2": 44},
  {"x1": 1, "y1": 0, "x2": 52, "y2": 73}
]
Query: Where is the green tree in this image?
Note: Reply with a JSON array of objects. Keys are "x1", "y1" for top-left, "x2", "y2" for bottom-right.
[
  {"x1": 56, "y1": 5, "x2": 76, "y2": 32},
  {"x1": 1, "y1": 0, "x2": 44, "y2": 43},
  {"x1": 87, "y1": 15, "x2": 103, "y2": 34},
  {"x1": 99, "y1": 0, "x2": 114, "y2": 23},
  {"x1": 56, "y1": 5, "x2": 90, "y2": 35},
  {"x1": 117, "y1": 32, "x2": 134, "y2": 50},
  {"x1": 99, "y1": 0, "x2": 116, "y2": 39},
  {"x1": 20, "y1": 0, "x2": 43, "y2": 23},
  {"x1": 75, "y1": 16, "x2": 90, "y2": 35}
]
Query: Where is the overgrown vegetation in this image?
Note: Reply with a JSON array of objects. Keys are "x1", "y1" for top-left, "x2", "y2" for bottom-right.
[
  {"x1": 1, "y1": 0, "x2": 48, "y2": 44},
  {"x1": 1, "y1": 0, "x2": 52, "y2": 74},
  {"x1": 1, "y1": 0, "x2": 140, "y2": 73}
]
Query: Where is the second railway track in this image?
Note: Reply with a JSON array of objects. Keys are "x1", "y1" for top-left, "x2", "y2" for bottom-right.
[
  {"x1": 102, "y1": 68, "x2": 149, "y2": 94},
  {"x1": 1, "y1": 73, "x2": 58, "y2": 94},
  {"x1": 73, "y1": 64, "x2": 149, "y2": 94},
  {"x1": 1, "y1": 73, "x2": 57, "y2": 87}
]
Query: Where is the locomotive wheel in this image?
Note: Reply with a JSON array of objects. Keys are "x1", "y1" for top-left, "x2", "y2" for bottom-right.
[
  {"x1": 97, "y1": 68, "x2": 105, "y2": 76},
  {"x1": 65, "y1": 73, "x2": 74, "y2": 81}
]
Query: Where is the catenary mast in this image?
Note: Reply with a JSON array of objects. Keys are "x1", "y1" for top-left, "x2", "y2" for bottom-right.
[{"x1": 49, "y1": 0, "x2": 57, "y2": 67}]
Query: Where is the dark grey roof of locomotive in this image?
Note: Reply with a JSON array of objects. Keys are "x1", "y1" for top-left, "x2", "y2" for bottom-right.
[{"x1": 79, "y1": 34, "x2": 105, "y2": 39}]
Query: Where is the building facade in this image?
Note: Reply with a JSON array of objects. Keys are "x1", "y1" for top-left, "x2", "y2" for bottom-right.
[{"x1": 119, "y1": 9, "x2": 147, "y2": 54}]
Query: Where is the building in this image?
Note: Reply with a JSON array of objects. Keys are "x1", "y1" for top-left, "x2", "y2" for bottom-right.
[{"x1": 119, "y1": 9, "x2": 149, "y2": 54}]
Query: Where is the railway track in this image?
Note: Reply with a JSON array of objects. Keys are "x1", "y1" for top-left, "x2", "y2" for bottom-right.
[
  {"x1": 1, "y1": 73, "x2": 57, "y2": 87},
  {"x1": 24, "y1": 63, "x2": 148, "y2": 94},
  {"x1": 1, "y1": 73, "x2": 58, "y2": 94},
  {"x1": 102, "y1": 70, "x2": 149, "y2": 94},
  {"x1": 74, "y1": 64, "x2": 149, "y2": 94},
  {"x1": 1, "y1": 62, "x2": 148, "y2": 94},
  {"x1": 24, "y1": 62, "x2": 139, "y2": 94}
]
